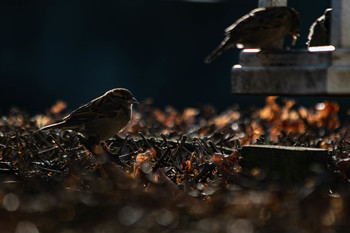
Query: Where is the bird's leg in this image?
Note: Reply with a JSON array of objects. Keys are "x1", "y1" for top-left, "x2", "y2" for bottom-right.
[
  {"x1": 113, "y1": 134, "x2": 124, "y2": 142},
  {"x1": 100, "y1": 141, "x2": 130, "y2": 169},
  {"x1": 77, "y1": 133, "x2": 130, "y2": 170},
  {"x1": 76, "y1": 134, "x2": 131, "y2": 179},
  {"x1": 77, "y1": 134, "x2": 109, "y2": 164}
]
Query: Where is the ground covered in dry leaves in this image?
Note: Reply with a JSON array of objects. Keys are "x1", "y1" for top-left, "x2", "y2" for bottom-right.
[{"x1": 1, "y1": 97, "x2": 350, "y2": 233}]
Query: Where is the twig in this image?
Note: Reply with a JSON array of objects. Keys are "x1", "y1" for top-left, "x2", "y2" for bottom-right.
[
  {"x1": 194, "y1": 162, "x2": 216, "y2": 183},
  {"x1": 173, "y1": 135, "x2": 187, "y2": 159},
  {"x1": 49, "y1": 133, "x2": 66, "y2": 152},
  {"x1": 152, "y1": 148, "x2": 171, "y2": 172},
  {"x1": 139, "y1": 132, "x2": 153, "y2": 149}
]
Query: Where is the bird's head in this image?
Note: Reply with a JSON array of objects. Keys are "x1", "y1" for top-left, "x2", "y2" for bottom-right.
[
  {"x1": 288, "y1": 7, "x2": 301, "y2": 45},
  {"x1": 107, "y1": 88, "x2": 139, "y2": 106}
]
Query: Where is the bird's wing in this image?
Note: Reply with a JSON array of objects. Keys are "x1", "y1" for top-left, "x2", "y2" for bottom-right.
[
  {"x1": 224, "y1": 8, "x2": 265, "y2": 34},
  {"x1": 63, "y1": 99, "x2": 121, "y2": 125},
  {"x1": 225, "y1": 8, "x2": 289, "y2": 39}
]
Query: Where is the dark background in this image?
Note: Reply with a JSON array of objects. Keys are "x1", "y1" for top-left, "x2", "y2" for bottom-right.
[{"x1": 1, "y1": 0, "x2": 340, "y2": 116}]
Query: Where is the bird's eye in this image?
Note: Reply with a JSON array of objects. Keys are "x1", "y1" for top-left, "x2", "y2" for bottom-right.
[{"x1": 119, "y1": 95, "x2": 129, "y2": 100}]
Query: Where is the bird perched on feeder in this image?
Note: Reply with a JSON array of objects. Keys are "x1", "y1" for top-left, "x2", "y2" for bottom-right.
[
  {"x1": 39, "y1": 88, "x2": 138, "y2": 163},
  {"x1": 307, "y1": 8, "x2": 332, "y2": 47},
  {"x1": 205, "y1": 6, "x2": 301, "y2": 64}
]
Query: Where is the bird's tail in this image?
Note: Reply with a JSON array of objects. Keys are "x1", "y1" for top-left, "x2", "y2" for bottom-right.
[
  {"x1": 204, "y1": 37, "x2": 234, "y2": 64},
  {"x1": 39, "y1": 121, "x2": 66, "y2": 131}
]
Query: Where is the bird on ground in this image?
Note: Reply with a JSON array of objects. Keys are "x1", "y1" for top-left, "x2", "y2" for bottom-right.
[
  {"x1": 307, "y1": 8, "x2": 332, "y2": 47},
  {"x1": 39, "y1": 88, "x2": 138, "y2": 164},
  {"x1": 205, "y1": 6, "x2": 301, "y2": 64}
]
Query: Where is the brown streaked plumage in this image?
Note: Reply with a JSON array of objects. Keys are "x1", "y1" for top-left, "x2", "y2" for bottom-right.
[
  {"x1": 39, "y1": 88, "x2": 138, "y2": 142},
  {"x1": 205, "y1": 7, "x2": 301, "y2": 64}
]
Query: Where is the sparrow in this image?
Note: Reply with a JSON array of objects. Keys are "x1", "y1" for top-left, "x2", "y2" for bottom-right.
[
  {"x1": 205, "y1": 7, "x2": 301, "y2": 64},
  {"x1": 40, "y1": 88, "x2": 138, "y2": 148},
  {"x1": 307, "y1": 8, "x2": 332, "y2": 47}
]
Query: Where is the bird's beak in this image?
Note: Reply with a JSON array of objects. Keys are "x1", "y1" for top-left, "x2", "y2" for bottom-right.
[
  {"x1": 128, "y1": 97, "x2": 139, "y2": 104},
  {"x1": 291, "y1": 32, "x2": 299, "y2": 46}
]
